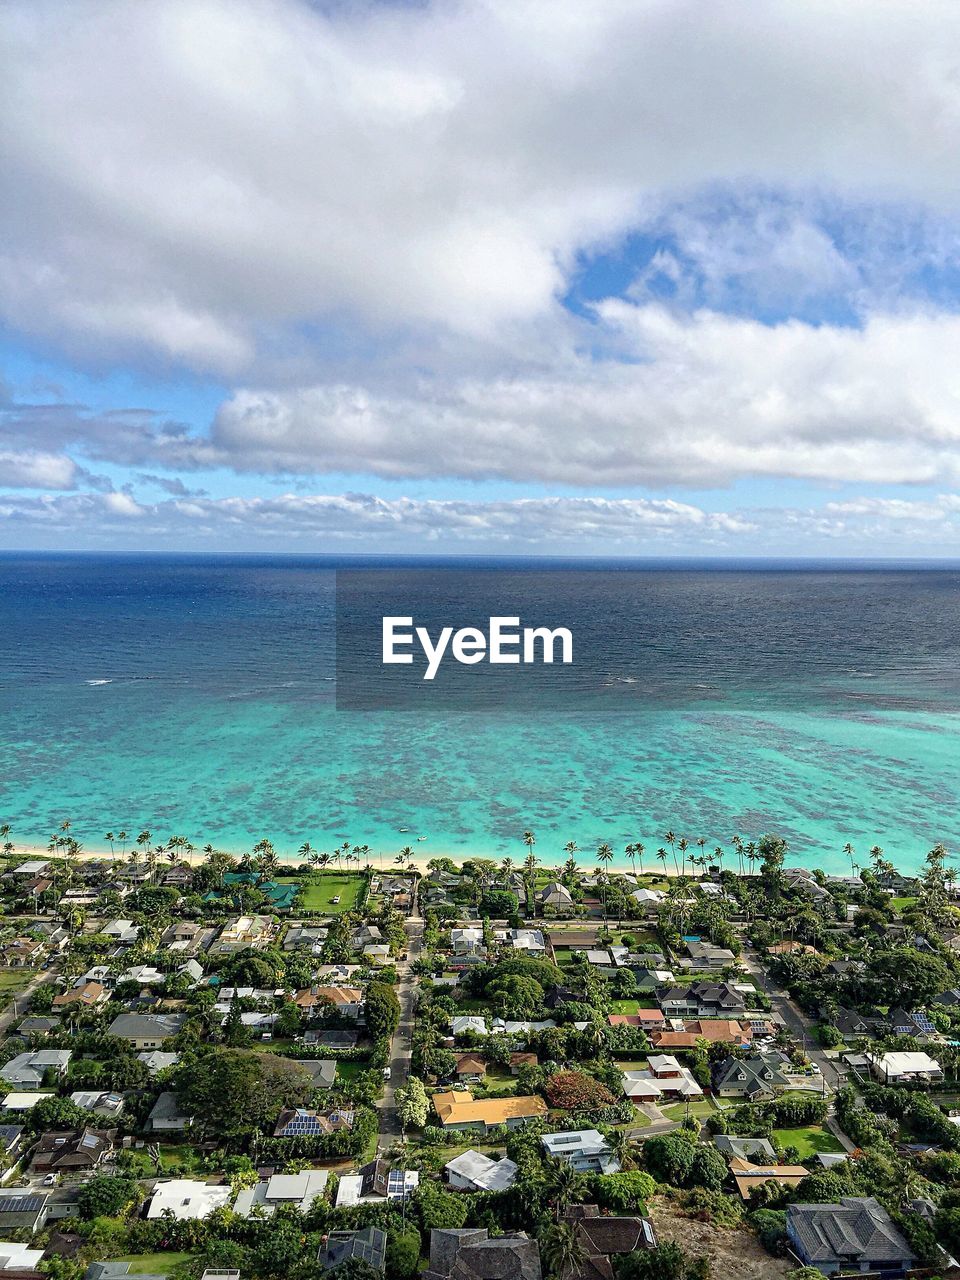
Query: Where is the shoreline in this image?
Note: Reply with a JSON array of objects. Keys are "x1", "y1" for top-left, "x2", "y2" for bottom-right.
[{"x1": 6, "y1": 839, "x2": 704, "y2": 880}]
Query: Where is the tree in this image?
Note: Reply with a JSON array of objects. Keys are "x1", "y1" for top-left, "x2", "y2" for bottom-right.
[
  {"x1": 643, "y1": 1130, "x2": 697, "y2": 1185},
  {"x1": 617, "y1": 1242, "x2": 688, "y2": 1280},
  {"x1": 395, "y1": 1077, "x2": 429, "y2": 1130},
  {"x1": 25, "y1": 1095, "x2": 89, "y2": 1134},
  {"x1": 546, "y1": 1159, "x2": 589, "y2": 1221},
  {"x1": 365, "y1": 981, "x2": 401, "y2": 1040},
  {"x1": 486, "y1": 973, "x2": 544, "y2": 1017},
  {"x1": 540, "y1": 1223, "x2": 585, "y2": 1280},
  {"x1": 77, "y1": 1174, "x2": 140, "y2": 1220},
  {"x1": 687, "y1": 1145, "x2": 727, "y2": 1191},
  {"x1": 544, "y1": 1071, "x2": 615, "y2": 1111},
  {"x1": 385, "y1": 1229, "x2": 422, "y2": 1280},
  {"x1": 175, "y1": 1048, "x2": 313, "y2": 1139},
  {"x1": 413, "y1": 1179, "x2": 469, "y2": 1231}
]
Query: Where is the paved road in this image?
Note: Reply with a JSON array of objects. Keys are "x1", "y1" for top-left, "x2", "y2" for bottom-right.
[
  {"x1": 376, "y1": 900, "x2": 423, "y2": 1151},
  {"x1": 741, "y1": 947, "x2": 844, "y2": 1091}
]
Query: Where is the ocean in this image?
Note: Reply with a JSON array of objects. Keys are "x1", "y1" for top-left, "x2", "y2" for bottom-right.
[{"x1": 2, "y1": 552, "x2": 960, "y2": 875}]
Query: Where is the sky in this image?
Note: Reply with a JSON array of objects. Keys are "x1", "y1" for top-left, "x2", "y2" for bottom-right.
[{"x1": 4, "y1": 0, "x2": 960, "y2": 554}]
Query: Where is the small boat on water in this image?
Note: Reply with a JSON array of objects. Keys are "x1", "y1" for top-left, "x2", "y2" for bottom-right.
[
  {"x1": 417, "y1": 835, "x2": 427, "y2": 842},
  {"x1": 399, "y1": 827, "x2": 410, "y2": 832}
]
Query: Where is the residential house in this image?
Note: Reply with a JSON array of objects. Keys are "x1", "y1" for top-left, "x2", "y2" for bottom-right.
[
  {"x1": 685, "y1": 940, "x2": 737, "y2": 970},
  {"x1": 452, "y1": 1053, "x2": 487, "y2": 1083},
  {"x1": 713, "y1": 1052, "x2": 791, "y2": 1101},
  {"x1": 31, "y1": 1129, "x2": 113, "y2": 1173},
  {"x1": 541, "y1": 1130, "x2": 620, "y2": 1175},
  {"x1": 786, "y1": 1197, "x2": 916, "y2": 1277},
  {"x1": 629, "y1": 888, "x2": 665, "y2": 909},
  {"x1": 830, "y1": 1007, "x2": 874, "y2": 1039},
  {"x1": 234, "y1": 1171, "x2": 329, "y2": 1217},
  {"x1": 451, "y1": 927, "x2": 484, "y2": 955},
  {"x1": 783, "y1": 869, "x2": 830, "y2": 902},
  {"x1": 432, "y1": 1091, "x2": 547, "y2": 1134},
  {"x1": 1, "y1": 1050, "x2": 71, "y2": 1089},
  {"x1": 212, "y1": 916, "x2": 274, "y2": 954},
  {"x1": 351, "y1": 925, "x2": 382, "y2": 950},
  {"x1": 767, "y1": 941, "x2": 819, "y2": 956},
  {"x1": 0, "y1": 1192, "x2": 50, "y2": 1237},
  {"x1": 730, "y1": 1157, "x2": 810, "y2": 1200},
  {"x1": 445, "y1": 1150, "x2": 519, "y2": 1192},
  {"x1": 293, "y1": 1060, "x2": 338, "y2": 1089},
  {"x1": 69, "y1": 1091, "x2": 124, "y2": 1120},
  {"x1": 422, "y1": 1229, "x2": 539, "y2": 1280},
  {"x1": 714, "y1": 1136, "x2": 777, "y2": 1160},
  {"x1": 177, "y1": 960, "x2": 204, "y2": 985},
  {"x1": 650, "y1": 1019, "x2": 753, "y2": 1051},
  {"x1": 538, "y1": 882, "x2": 574, "y2": 912},
  {"x1": 620, "y1": 1056, "x2": 702, "y2": 1102},
  {"x1": 510, "y1": 1052, "x2": 538, "y2": 1073},
  {"x1": 508, "y1": 929, "x2": 546, "y2": 956},
  {"x1": 9, "y1": 861, "x2": 49, "y2": 878},
  {"x1": 107, "y1": 1013, "x2": 184, "y2": 1049},
  {"x1": 302, "y1": 1029, "x2": 359, "y2": 1049},
  {"x1": 563, "y1": 1205, "x2": 657, "y2": 1280},
  {"x1": 0, "y1": 937, "x2": 46, "y2": 968},
  {"x1": 362, "y1": 944, "x2": 391, "y2": 965},
  {"x1": 867, "y1": 1051, "x2": 943, "y2": 1085},
  {"x1": 451, "y1": 1015, "x2": 488, "y2": 1038},
  {"x1": 317, "y1": 1227, "x2": 386, "y2": 1275},
  {"x1": 294, "y1": 986, "x2": 364, "y2": 1019},
  {"x1": 1, "y1": 1093, "x2": 54, "y2": 1112},
  {"x1": 162, "y1": 864, "x2": 194, "y2": 890},
  {"x1": 17, "y1": 1017, "x2": 59, "y2": 1037},
  {"x1": 0, "y1": 1243, "x2": 43, "y2": 1272},
  {"x1": 283, "y1": 924, "x2": 328, "y2": 952},
  {"x1": 608, "y1": 1010, "x2": 664, "y2": 1031},
  {"x1": 138, "y1": 1050, "x2": 180, "y2": 1077},
  {"x1": 335, "y1": 1159, "x2": 418, "y2": 1206},
  {"x1": 146, "y1": 1179, "x2": 232, "y2": 1221},
  {"x1": 885, "y1": 1008, "x2": 936, "y2": 1039},
  {"x1": 657, "y1": 981, "x2": 746, "y2": 1019},
  {"x1": 52, "y1": 981, "x2": 107, "y2": 1010},
  {"x1": 101, "y1": 920, "x2": 139, "y2": 946},
  {"x1": 147, "y1": 1092, "x2": 193, "y2": 1132},
  {"x1": 0, "y1": 1126, "x2": 25, "y2": 1161},
  {"x1": 273, "y1": 1107, "x2": 354, "y2": 1137},
  {"x1": 160, "y1": 922, "x2": 211, "y2": 953}
]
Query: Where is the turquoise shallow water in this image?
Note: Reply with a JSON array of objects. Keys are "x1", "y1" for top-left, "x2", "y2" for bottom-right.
[{"x1": 3, "y1": 554, "x2": 960, "y2": 875}]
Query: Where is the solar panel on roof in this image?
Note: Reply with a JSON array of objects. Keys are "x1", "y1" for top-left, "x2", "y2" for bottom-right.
[
  {"x1": 0, "y1": 1196, "x2": 43, "y2": 1212},
  {"x1": 913, "y1": 1012, "x2": 935, "y2": 1032}
]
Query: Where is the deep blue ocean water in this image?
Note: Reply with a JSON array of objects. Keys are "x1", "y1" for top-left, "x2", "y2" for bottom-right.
[{"x1": 2, "y1": 553, "x2": 960, "y2": 874}]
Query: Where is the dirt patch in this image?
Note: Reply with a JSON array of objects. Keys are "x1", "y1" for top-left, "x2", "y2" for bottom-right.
[{"x1": 648, "y1": 1199, "x2": 792, "y2": 1280}]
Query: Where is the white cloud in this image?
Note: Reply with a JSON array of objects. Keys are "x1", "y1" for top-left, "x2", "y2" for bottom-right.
[
  {"x1": 0, "y1": 450, "x2": 77, "y2": 489},
  {"x1": 210, "y1": 304, "x2": 960, "y2": 486},
  {"x1": 2, "y1": 488, "x2": 960, "y2": 556},
  {"x1": 5, "y1": 0, "x2": 960, "y2": 368}
]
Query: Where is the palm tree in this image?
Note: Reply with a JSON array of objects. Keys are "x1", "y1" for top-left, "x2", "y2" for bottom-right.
[
  {"x1": 677, "y1": 836, "x2": 689, "y2": 877},
  {"x1": 104, "y1": 832, "x2": 115, "y2": 862},
  {"x1": 539, "y1": 1223, "x2": 585, "y2": 1280},
  {"x1": 664, "y1": 830, "x2": 678, "y2": 876},
  {"x1": 843, "y1": 842, "x2": 855, "y2": 876},
  {"x1": 117, "y1": 830, "x2": 128, "y2": 857},
  {"x1": 500, "y1": 856, "x2": 514, "y2": 881},
  {"x1": 732, "y1": 834, "x2": 744, "y2": 877},
  {"x1": 656, "y1": 847, "x2": 668, "y2": 878},
  {"x1": 136, "y1": 830, "x2": 152, "y2": 855},
  {"x1": 299, "y1": 842, "x2": 313, "y2": 860},
  {"x1": 596, "y1": 843, "x2": 613, "y2": 925},
  {"x1": 605, "y1": 1126, "x2": 641, "y2": 1171},
  {"x1": 545, "y1": 1160, "x2": 588, "y2": 1223}
]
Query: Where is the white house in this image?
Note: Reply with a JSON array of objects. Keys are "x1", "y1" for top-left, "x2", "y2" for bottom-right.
[
  {"x1": 1, "y1": 1050, "x2": 71, "y2": 1089},
  {"x1": 234, "y1": 1171, "x2": 329, "y2": 1217},
  {"x1": 146, "y1": 1179, "x2": 232, "y2": 1221},
  {"x1": 102, "y1": 919, "x2": 140, "y2": 945},
  {"x1": 867, "y1": 1051, "x2": 943, "y2": 1085},
  {"x1": 541, "y1": 1129, "x2": 620, "y2": 1174},
  {"x1": 508, "y1": 929, "x2": 546, "y2": 955},
  {"x1": 451, "y1": 928, "x2": 484, "y2": 955},
  {"x1": 621, "y1": 1056, "x2": 703, "y2": 1101},
  {"x1": 451, "y1": 1015, "x2": 488, "y2": 1037},
  {"x1": 445, "y1": 1150, "x2": 518, "y2": 1192}
]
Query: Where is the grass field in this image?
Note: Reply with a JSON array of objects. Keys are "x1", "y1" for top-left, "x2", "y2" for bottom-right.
[
  {"x1": 891, "y1": 896, "x2": 918, "y2": 911},
  {"x1": 116, "y1": 1256, "x2": 194, "y2": 1275},
  {"x1": 609, "y1": 999, "x2": 657, "y2": 1015},
  {"x1": 771, "y1": 1125, "x2": 844, "y2": 1158},
  {"x1": 662, "y1": 1099, "x2": 716, "y2": 1121},
  {"x1": 0, "y1": 970, "x2": 37, "y2": 1008},
  {"x1": 278, "y1": 873, "x2": 364, "y2": 913}
]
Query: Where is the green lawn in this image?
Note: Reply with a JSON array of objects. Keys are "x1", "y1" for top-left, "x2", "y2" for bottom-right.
[
  {"x1": 0, "y1": 970, "x2": 37, "y2": 1007},
  {"x1": 336, "y1": 1060, "x2": 365, "y2": 1082},
  {"x1": 771, "y1": 1126, "x2": 844, "y2": 1158},
  {"x1": 891, "y1": 896, "x2": 918, "y2": 911},
  {"x1": 278, "y1": 873, "x2": 364, "y2": 913},
  {"x1": 662, "y1": 1100, "x2": 716, "y2": 1121},
  {"x1": 609, "y1": 999, "x2": 652, "y2": 1015},
  {"x1": 116, "y1": 1256, "x2": 194, "y2": 1276}
]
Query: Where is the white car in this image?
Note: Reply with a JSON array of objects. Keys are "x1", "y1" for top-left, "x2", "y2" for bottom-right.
[{"x1": 382, "y1": 1067, "x2": 391, "y2": 1080}]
